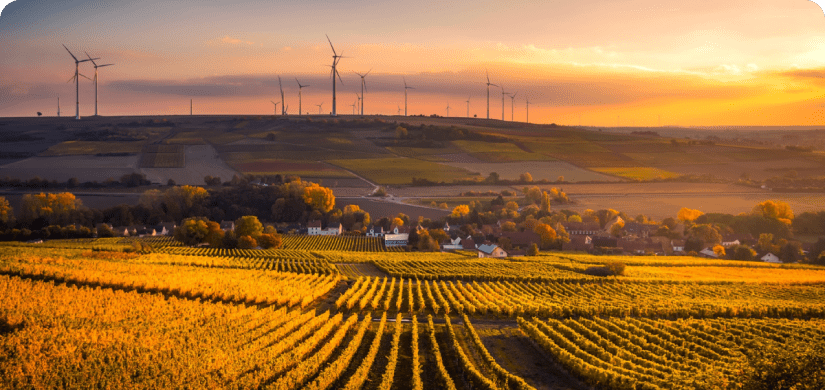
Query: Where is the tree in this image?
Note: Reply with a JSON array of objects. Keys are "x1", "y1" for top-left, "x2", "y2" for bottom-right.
[
  {"x1": 237, "y1": 235, "x2": 258, "y2": 249},
  {"x1": 0, "y1": 197, "x2": 11, "y2": 226},
  {"x1": 416, "y1": 230, "x2": 439, "y2": 251},
  {"x1": 730, "y1": 245, "x2": 757, "y2": 261},
  {"x1": 526, "y1": 243, "x2": 539, "y2": 256},
  {"x1": 504, "y1": 201, "x2": 519, "y2": 212},
  {"x1": 524, "y1": 186, "x2": 542, "y2": 204},
  {"x1": 303, "y1": 183, "x2": 335, "y2": 213},
  {"x1": 713, "y1": 245, "x2": 726, "y2": 258},
  {"x1": 234, "y1": 216, "x2": 264, "y2": 239},
  {"x1": 520, "y1": 172, "x2": 533, "y2": 183},
  {"x1": 752, "y1": 200, "x2": 794, "y2": 225},
  {"x1": 174, "y1": 217, "x2": 219, "y2": 246},
  {"x1": 568, "y1": 214, "x2": 582, "y2": 223},
  {"x1": 392, "y1": 217, "x2": 404, "y2": 227},
  {"x1": 809, "y1": 238, "x2": 825, "y2": 264},
  {"x1": 690, "y1": 224, "x2": 722, "y2": 245},
  {"x1": 428, "y1": 229, "x2": 449, "y2": 244},
  {"x1": 395, "y1": 126, "x2": 408, "y2": 139},
  {"x1": 450, "y1": 205, "x2": 470, "y2": 219},
  {"x1": 501, "y1": 221, "x2": 517, "y2": 232},
  {"x1": 758, "y1": 233, "x2": 774, "y2": 252},
  {"x1": 534, "y1": 223, "x2": 557, "y2": 249},
  {"x1": 780, "y1": 242, "x2": 802, "y2": 263},
  {"x1": 486, "y1": 172, "x2": 500, "y2": 184},
  {"x1": 540, "y1": 191, "x2": 552, "y2": 214},
  {"x1": 677, "y1": 207, "x2": 704, "y2": 222},
  {"x1": 684, "y1": 237, "x2": 704, "y2": 253},
  {"x1": 97, "y1": 224, "x2": 115, "y2": 238},
  {"x1": 21, "y1": 192, "x2": 82, "y2": 226},
  {"x1": 610, "y1": 219, "x2": 625, "y2": 238},
  {"x1": 204, "y1": 175, "x2": 222, "y2": 186},
  {"x1": 258, "y1": 233, "x2": 283, "y2": 249},
  {"x1": 497, "y1": 236, "x2": 513, "y2": 251}
]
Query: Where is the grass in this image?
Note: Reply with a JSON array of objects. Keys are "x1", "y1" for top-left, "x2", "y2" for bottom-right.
[
  {"x1": 452, "y1": 140, "x2": 555, "y2": 162},
  {"x1": 229, "y1": 159, "x2": 355, "y2": 178},
  {"x1": 590, "y1": 167, "x2": 680, "y2": 180},
  {"x1": 40, "y1": 141, "x2": 145, "y2": 156},
  {"x1": 327, "y1": 157, "x2": 478, "y2": 185}
]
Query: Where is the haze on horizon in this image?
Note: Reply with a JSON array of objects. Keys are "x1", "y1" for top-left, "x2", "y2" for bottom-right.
[{"x1": 1, "y1": 0, "x2": 825, "y2": 126}]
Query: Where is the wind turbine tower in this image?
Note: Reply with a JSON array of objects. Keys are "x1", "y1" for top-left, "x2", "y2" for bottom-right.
[
  {"x1": 278, "y1": 76, "x2": 286, "y2": 115},
  {"x1": 500, "y1": 86, "x2": 509, "y2": 121},
  {"x1": 62, "y1": 44, "x2": 97, "y2": 120},
  {"x1": 316, "y1": 102, "x2": 324, "y2": 115},
  {"x1": 326, "y1": 35, "x2": 345, "y2": 116},
  {"x1": 465, "y1": 96, "x2": 470, "y2": 118},
  {"x1": 355, "y1": 69, "x2": 371, "y2": 115},
  {"x1": 355, "y1": 93, "x2": 362, "y2": 114},
  {"x1": 403, "y1": 77, "x2": 414, "y2": 116},
  {"x1": 270, "y1": 100, "x2": 280, "y2": 116},
  {"x1": 446, "y1": 103, "x2": 450, "y2": 117},
  {"x1": 57, "y1": 96, "x2": 60, "y2": 117},
  {"x1": 350, "y1": 101, "x2": 356, "y2": 115},
  {"x1": 526, "y1": 98, "x2": 531, "y2": 124},
  {"x1": 509, "y1": 91, "x2": 518, "y2": 122},
  {"x1": 296, "y1": 79, "x2": 309, "y2": 116},
  {"x1": 485, "y1": 70, "x2": 498, "y2": 119},
  {"x1": 85, "y1": 52, "x2": 113, "y2": 116}
]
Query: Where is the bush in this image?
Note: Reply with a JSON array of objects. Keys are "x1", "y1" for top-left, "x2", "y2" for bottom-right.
[
  {"x1": 584, "y1": 261, "x2": 626, "y2": 277},
  {"x1": 605, "y1": 261, "x2": 626, "y2": 276},
  {"x1": 237, "y1": 235, "x2": 257, "y2": 249},
  {"x1": 258, "y1": 233, "x2": 282, "y2": 249}
]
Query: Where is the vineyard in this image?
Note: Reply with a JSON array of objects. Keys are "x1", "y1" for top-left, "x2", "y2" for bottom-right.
[{"x1": 1, "y1": 238, "x2": 824, "y2": 389}]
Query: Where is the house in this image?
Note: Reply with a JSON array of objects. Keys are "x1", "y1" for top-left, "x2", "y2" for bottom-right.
[
  {"x1": 563, "y1": 235, "x2": 592, "y2": 252},
  {"x1": 443, "y1": 222, "x2": 461, "y2": 233},
  {"x1": 623, "y1": 222, "x2": 657, "y2": 238},
  {"x1": 671, "y1": 239, "x2": 685, "y2": 253},
  {"x1": 592, "y1": 236, "x2": 618, "y2": 248},
  {"x1": 220, "y1": 220, "x2": 235, "y2": 232},
  {"x1": 134, "y1": 226, "x2": 157, "y2": 237},
  {"x1": 699, "y1": 247, "x2": 719, "y2": 258},
  {"x1": 384, "y1": 225, "x2": 410, "y2": 247},
  {"x1": 477, "y1": 244, "x2": 508, "y2": 258},
  {"x1": 500, "y1": 231, "x2": 541, "y2": 248},
  {"x1": 156, "y1": 222, "x2": 176, "y2": 236},
  {"x1": 307, "y1": 220, "x2": 342, "y2": 236},
  {"x1": 721, "y1": 233, "x2": 755, "y2": 247},
  {"x1": 113, "y1": 226, "x2": 130, "y2": 236},
  {"x1": 561, "y1": 222, "x2": 601, "y2": 236},
  {"x1": 618, "y1": 238, "x2": 647, "y2": 255},
  {"x1": 761, "y1": 252, "x2": 781, "y2": 263},
  {"x1": 442, "y1": 235, "x2": 464, "y2": 250},
  {"x1": 365, "y1": 225, "x2": 385, "y2": 237}
]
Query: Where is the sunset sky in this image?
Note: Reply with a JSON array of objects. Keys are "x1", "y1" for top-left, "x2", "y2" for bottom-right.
[{"x1": 1, "y1": 0, "x2": 825, "y2": 126}]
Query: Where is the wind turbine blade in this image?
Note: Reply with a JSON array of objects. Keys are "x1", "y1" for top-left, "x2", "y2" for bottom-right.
[
  {"x1": 84, "y1": 51, "x2": 98, "y2": 67},
  {"x1": 363, "y1": 80, "x2": 367, "y2": 93},
  {"x1": 486, "y1": 69, "x2": 490, "y2": 84},
  {"x1": 62, "y1": 44, "x2": 78, "y2": 61},
  {"x1": 67, "y1": 74, "x2": 76, "y2": 83},
  {"x1": 335, "y1": 69, "x2": 344, "y2": 85},
  {"x1": 99, "y1": 64, "x2": 114, "y2": 67},
  {"x1": 366, "y1": 68, "x2": 372, "y2": 76},
  {"x1": 79, "y1": 73, "x2": 92, "y2": 81},
  {"x1": 490, "y1": 83, "x2": 499, "y2": 88},
  {"x1": 325, "y1": 34, "x2": 337, "y2": 56}
]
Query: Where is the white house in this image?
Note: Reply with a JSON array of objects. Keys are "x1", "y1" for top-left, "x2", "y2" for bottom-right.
[
  {"x1": 671, "y1": 240, "x2": 685, "y2": 253},
  {"x1": 442, "y1": 236, "x2": 464, "y2": 250},
  {"x1": 307, "y1": 220, "x2": 342, "y2": 236},
  {"x1": 699, "y1": 247, "x2": 719, "y2": 258},
  {"x1": 365, "y1": 225, "x2": 384, "y2": 237},
  {"x1": 761, "y1": 253, "x2": 781, "y2": 263},
  {"x1": 384, "y1": 225, "x2": 410, "y2": 247},
  {"x1": 477, "y1": 244, "x2": 508, "y2": 258},
  {"x1": 721, "y1": 239, "x2": 740, "y2": 247}
]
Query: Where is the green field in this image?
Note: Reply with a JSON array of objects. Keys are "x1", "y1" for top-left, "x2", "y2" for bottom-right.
[
  {"x1": 452, "y1": 140, "x2": 556, "y2": 162},
  {"x1": 591, "y1": 166, "x2": 681, "y2": 180},
  {"x1": 40, "y1": 141, "x2": 145, "y2": 156},
  {"x1": 328, "y1": 157, "x2": 478, "y2": 185}
]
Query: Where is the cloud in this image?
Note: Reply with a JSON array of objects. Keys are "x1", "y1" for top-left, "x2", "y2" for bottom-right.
[{"x1": 214, "y1": 35, "x2": 254, "y2": 46}]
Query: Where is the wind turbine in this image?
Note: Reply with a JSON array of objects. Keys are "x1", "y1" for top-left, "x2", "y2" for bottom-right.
[
  {"x1": 397, "y1": 105, "x2": 401, "y2": 115},
  {"x1": 499, "y1": 86, "x2": 510, "y2": 121},
  {"x1": 465, "y1": 96, "x2": 470, "y2": 118},
  {"x1": 526, "y1": 97, "x2": 531, "y2": 124},
  {"x1": 446, "y1": 102, "x2": 450, "y2": 117},
  {"x1": 84, "y1": 51, "x2": 113, "y2": 116},
  {"x1": 355, "y1": 93, "x2": 362, "y2": 114},
  {"x1": 509, "y1": 91, "x2": 518, "y2": 122},
  {"x1": 270, "y1": 100, "x2": 280, "y2": 116},
  {"x1": 57, "y1": 96, "x2": 60, "y2": 117},
  {"x1": 326, "y1": 34, "x2": 345, "y2": 116},
  {"x1": 278, "y1": 76, "x2": 286, "y2": 116},
  {"x1": 62, "y1": 44, "x2": 97, "y2": 120},
  {"x1": 403, "y1": 77, "x2": 414, "y2": 116},
  {"x1": 350, "y1": 101, "x2": 356, "y2": 115},
  {"x1": 485, "y1": 70, "x2": 498, "y2": 120},
  {"x1": 296, "y1": 79, "x2": 309, "y2": 116},
  {"x1": 354, "y1": 69, "x2": 371, "y2": 115},
  {"x1": 316, "y1": 102, "x2": 324, "y2": 115}
]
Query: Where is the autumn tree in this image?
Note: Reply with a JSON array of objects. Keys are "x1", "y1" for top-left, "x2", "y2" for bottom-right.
[
  {"x1": 690, "y1": 224, "x2": 722, "y2": 245},
  {"x1": 174, "y1": 217, "x2": 222, "y2": 246},
  {"x1": 0, "y1": 197, "x2": 11, "y2": 227},
  {"x1": 163, "y1": 185, "x2": 209, "y2": 222},
  {"x1": 610, "y1": 219, "x2": 625, "y2": 237},
  {"x1": 234, "y1": 216, "x2": 264, "y2": 239},
  {"x1": 534, "y1": 223, "x2": 557, "y2": 249},
  {"x1": 428, "y1": 228, "x2": 449, "y2": 244},
  {"x1": 519, "y1": 172, "x2": 533, "y2": 183},
  {"x1": 450, "y1": 205, "x2": 470, "y2": 219},
  {"x1": 303, "y1": 183, "x2": 335, "y2": 213},
  {"x1": 677, "y1": 207, "x2": 704, "y2": 223},
  {"x1": 524, "y1": 186, "x2": 542, "y2": 204},
  {"x1": 713, "y1": 245, "x2": 726, "y2": 258},
  {"x1": 526, "y1": 243, "x2": 540, "y2": 256},
  {"x1": 567, "y1": 214, "x2": 582, "y2": 223},
  {"x1": 21, "y1": 192, "x2": 82, "y2": 226},
  {"x1": 341, "y1": 204, "x2": 371, "y2": 232},
  {"x1": 752, "y1": 200, "x2": 794, "y2": 225},
  {"x1": 258, "y1": 233, "x2": 283, "y2": 249},
  {"x1": 501, "y1": 221, "x2": 517, "y2": 232},
  {"x1": 416, "y1": 230, "x2": 439, "y2": 251},
  {"x1": 758, "y1": 233, "x2": 775, "y2": 252},
  {"x1": 237, "y1": 235, "x2": 258, "y2": 249},
  {"x1": 540, "y1": 191, "x2": 552, "y2": 213}
]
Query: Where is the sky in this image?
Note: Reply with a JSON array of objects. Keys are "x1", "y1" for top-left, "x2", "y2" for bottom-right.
[{"x1": 1, "y1": 0, "x2": 825, "y2": 126}]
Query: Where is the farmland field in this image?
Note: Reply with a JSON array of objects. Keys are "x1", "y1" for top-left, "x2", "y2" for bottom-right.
[
  {"x1": 0, "y1": 239, "x2": 823, "y2": 389},
  {"x1": 328, "y1": 157, "x2": 479, "y2": 185},
  {"x1": 441, "y1": 160, "x2": 619, "y2": 182},
  {"x1": 590, "y1": 167, "x2": 680, "y2": 180},
  {"x1": 229, "y1": 159, "x2": 355, "y2": 178}
]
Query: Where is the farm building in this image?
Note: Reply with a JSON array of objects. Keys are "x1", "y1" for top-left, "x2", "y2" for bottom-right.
[
  {"x1": 461, "y1": 237, "x2": 477, "y2": 250},
  {"x1": 563, "y1": 235, "x2": 592, "y2": 252},
  {"x1": 477, "y1": 244, "x2": 507, "y2": 258},
  {"x1": 220, "y1": 221, "x2": 235, "y2": 232},
  {"x1": 499, "y1": 231, "x2": 541, "y2": 248},
  {"x1": 562, "y1": 222, "x2": 601, "y2": 236},
  {"x1": 384, "y1": 225, "x2": 410, "y2": 247},
  {"x1": 365, "y1": 225, "x2": 385, "y2": 237},
  {"x1": 761, "y1": 252, "x2": 781, "y2": 263},
  {"x1": 307, "y1": 220, "x2": 342, "y2": 236},
  {"x1": 442, "y1": 236, "x2": 464, "y2": 250},
  {"x1": 699, "y1": 247, "x2": 719, "y2": 258},
  {"x1": 671, "y1": 240, "x2": 685, "y2": 253}
]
